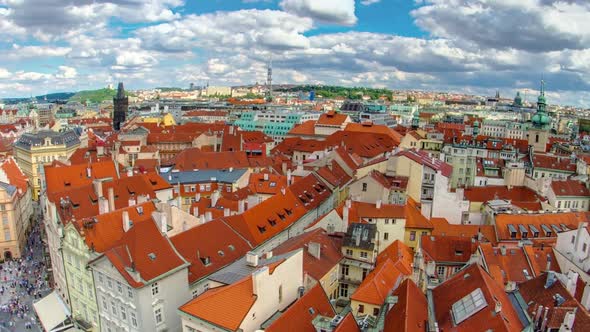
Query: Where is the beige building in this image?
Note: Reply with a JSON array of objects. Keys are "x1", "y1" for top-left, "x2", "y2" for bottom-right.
[
  {"x1": 13, "y1": 130, "x2": 81, "y2": 199},
  {"x1": 0, "y1": 157, "x2": 34, "y2": 260}
]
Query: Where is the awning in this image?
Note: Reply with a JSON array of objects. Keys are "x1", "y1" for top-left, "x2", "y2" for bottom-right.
[{"x1": 33, "y1": 291, "x2": 74, "y2": 332}]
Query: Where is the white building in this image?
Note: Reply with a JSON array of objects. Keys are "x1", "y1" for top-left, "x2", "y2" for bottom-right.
[{"x1": 554, "y1": 222, "x2": 590, "y2": 310}]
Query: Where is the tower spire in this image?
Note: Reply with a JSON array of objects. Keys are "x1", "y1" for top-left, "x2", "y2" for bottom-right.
[{"x1": 266, "y1": 56, "x2": 273, "y2": 102}]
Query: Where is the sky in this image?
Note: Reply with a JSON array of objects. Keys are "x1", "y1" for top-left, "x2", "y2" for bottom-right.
[{"x1": 1, "y1": 0, "x2": 590, "y2": 107}]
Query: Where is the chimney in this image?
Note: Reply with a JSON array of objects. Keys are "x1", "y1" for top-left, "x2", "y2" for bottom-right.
[
  {"x1": 195, "y1": 193, "x2": 201, "y2": 202},
  {"x1": 93, "y1": 179, "x2": 103, "y2": 198},
  {"x1": 265, "y1": 251, "x2": 273, "y2": 259},
  {"x1": 376, "y1": 200, "x2": 382, "y2": 209},
  {"x1": 238, "y1": 200, "x2": 246, "y2": 214},
  {"x1": 205, "y1": 211, "x2": 213, "y2": 222},
  {"x1": 281, "y1": 162, "x2": 287, "y2": 175},
  {"x1": 560, "y1": 310, "x2": 576, "y2": 331},
  {"x1": 137, "y1": 194, "x2": 148, "y2": 204},
  {"x1": 211, "y1": 191, "x2": 220, "y2": 207},
  {"x1": 546, "y1": 254, "x2": 552, "y2": 272},
  {"x1": 287, "y1": 169, "x2": 292, "y2": 185},
  {"x1": 224, "y1": 208, "x2": 231, "y2": 217},
  {"x1": 160, "y1": 213, "x2": 167, "y2": 234},
  {"x1": 500, "y1": 246, "x2": 507, "y2": 256},
  {"x1": 281, "y1": 187, "x2": 286, "y2": 196},
  {"x1": 97, "y1": 145, "x2": 104, "y2": 157},
  {"x1": 252, "y1": 266, "x2": 269, "y2": 296},
  {"x1": 343, "y1": 205, "x2": 349, "y2": 231},
  {"x1": 122, "y1": 211, "x2": 131, "y2": 232},
  {"x1": 108, "y1": 187, "x2": 115, "y2": 212},
  {"x1": 494, "y1": 300, "x2": 502, "y2": 314},
  {"x1": 346, "y1": 199, "x2": 352, "y2": 208},
  {"x1": 308, "y1": 242, "x2": 321, "y2": 259},
  {"x1": 246, "y1": 252, "x2": 259, "y2": 267},
  {"x1": 126, "y1": 168, "x2": 133, "y2": 177},
  {"x1": 86, "y1": 167, "x2": 92, "y2": 178},
  {"x1": 192, "y1": 206, "x2": 199, "y2": 217},
  {"x1": 264, "y1": 173, "x2": 269, "y2": 181},
  {"x1": 128, "y1": 195, "x2": 137, "y2": 207},
  {"x1": 98, "y1": 197, "x2": 109, "y2": 214}
]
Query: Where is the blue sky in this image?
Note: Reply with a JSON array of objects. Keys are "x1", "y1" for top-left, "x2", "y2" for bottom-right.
[{"x1": 1, "y1": 0, "x2": 590, "y2": 107}]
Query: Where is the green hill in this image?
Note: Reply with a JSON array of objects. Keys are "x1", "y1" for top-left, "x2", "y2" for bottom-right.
[{"x1": 69, "y1": 88, "x2": 133, "y2": 103}]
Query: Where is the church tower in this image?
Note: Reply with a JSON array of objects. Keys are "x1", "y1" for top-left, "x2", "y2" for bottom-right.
[
  {"x1": 527, "y1": 80, "x2": 551, "y2": 152},
  {"x1": 113, "y1": 82, "x2": 128, "y2": 131}
]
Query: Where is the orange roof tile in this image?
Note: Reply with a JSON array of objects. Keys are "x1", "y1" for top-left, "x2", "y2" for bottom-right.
[
  {"x1": 495, "y1": 212, "x2": 589, "y2": 241},
  {"x1": 550, "y1": 179, "x2": 590, "y2": 197},
  {"x1": 431, "y1": 218, "x2": 497, "y2": 244},
  {"x1": 44, "y1": 160, "x2": 119, "y2": 193},
  {"x1": 464, "y1": 186, "x2": 545, "y2": 203},
  {"x1": 479, "y1": 243, "x2": 534, "y2": 284},
  {"x1": 171, "y1": 219, "x2": 252, "y2": 283},
  {"x1": 101, "y1": 219, "x2": 186, "y2": 288},
  {"x1": 432, "y1": 264, "x2": 524, "y2": 331},
  {"x1": 343, "y1": 123, "x2": 402, "y2": 145},
  {"x1": 383, "y1": 279, "x2": 428, "y2": 332},
  {"x1": 421, "y1": 235, "x2": 478, "y2": 264},
  {"x1": 272, "y1": 229, "x2": 343, "y2": 281},
  {"x1": 288, "y1": 120, "x2": 316, "y2": 136},
  {"x1": 317, "y1": 111, "x2": 349, "y2": 126},
  {"x1": 266, "y1": 285, "x2": 335, "y2": 332},
  {"x1": 0, "y1": 157, "x2": 28, "y2": 194},
  {"x1": 333, "y1": 312, "x2": 361, "y2": 332}
]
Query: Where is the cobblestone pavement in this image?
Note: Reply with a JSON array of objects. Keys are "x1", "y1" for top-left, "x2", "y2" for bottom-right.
[{"x1": 0, "y1": 216, "x2": 52, "y2": 332}]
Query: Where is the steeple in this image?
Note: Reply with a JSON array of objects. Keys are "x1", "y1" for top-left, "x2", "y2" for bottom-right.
[
  {"x1": 113, "y1": 81, "x2": 129, "y2": 131},
  {"x1": 116, "y1": 82, "x2": 125, "y2": 99},
  {"x1": 531, "y1": 80, "x2": 550, "y2": 130}
]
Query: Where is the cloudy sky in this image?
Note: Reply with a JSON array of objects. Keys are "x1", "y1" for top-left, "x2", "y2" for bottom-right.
[{"x1": 1, "y1": 0, "x2": 590, "y2": 107}]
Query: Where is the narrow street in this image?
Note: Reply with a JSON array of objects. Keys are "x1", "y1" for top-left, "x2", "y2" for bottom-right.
[{"x1": 0, "y1": 213, "x2": 51, "y2": 332}]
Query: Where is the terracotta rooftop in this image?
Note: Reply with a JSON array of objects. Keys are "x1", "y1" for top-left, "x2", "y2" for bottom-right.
[
  {"x1": 551, "y1": 179, "x2": 590, "y2": 197},
  {"x1": 0, "y1": 157, "x2": 28, "y2": 194},
  {"x1": 532, "y1": 153, "x2": 576, "y2": 172},
  {"x1": 44, "y1": 160, "x2": 119, "y2": 193},
  {"x1": 317, "y1": 111, "x2": 350, "y2": 127},
  {"x1": 519, "y1": 273, "x2": 590, "y2": 331},
  {"x1": 383, "y1": 279, "x2": 428, "y2": 332},
  {"x1": 395, "y1": 149, "x2": 452, "y2": 177},
  {"x1": 494, "y1": 212, "x2": 589, "y2": 241},
  {"x1": 432, "y1": 264, "x2": 524, "y2": 331},
  {"x1": 421, "y1": 235, "x2": 478, "y2": 264},
  {"x1": 463, "y1": 186, "x2": 544, "y2": 203},
  {"x1": 266, "y1": 284, "x2": 336, "y2": 332},
  {"x1": 479, "y1": 243, "x2": 535, "y2": 284},
  {"x1": 170, "y1": 219, "x2": 252, "y2": 284}
]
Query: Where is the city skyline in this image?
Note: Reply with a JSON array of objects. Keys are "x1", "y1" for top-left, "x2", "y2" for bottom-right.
[{"x1": 1, "y1": 1, "x2": 590, "y2": 107}]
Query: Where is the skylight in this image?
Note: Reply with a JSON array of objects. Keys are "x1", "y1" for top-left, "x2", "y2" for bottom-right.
[{"x1": 451, "y1": 288, "x2": 488, "y2": 325}]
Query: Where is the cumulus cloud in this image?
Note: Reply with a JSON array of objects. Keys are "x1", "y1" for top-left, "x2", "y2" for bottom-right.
[{"x1": 280, "y1": 0, "x2": 357, "y2": 26}]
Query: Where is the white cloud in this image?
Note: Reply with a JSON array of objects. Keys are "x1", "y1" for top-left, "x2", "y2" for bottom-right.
[
  {"x1": 280, "y1": 0, "x2": 357, "y2": 26},
  {"x1": 361, "y1": 0, "x2": 380, "y2": 5}
]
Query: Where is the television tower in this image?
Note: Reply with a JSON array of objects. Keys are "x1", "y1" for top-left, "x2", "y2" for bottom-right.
[{"x1": 266, "y1": 57, "x2": 273, "y2": 102}]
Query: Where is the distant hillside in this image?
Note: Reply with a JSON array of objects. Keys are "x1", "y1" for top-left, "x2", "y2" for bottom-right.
[
  {"x1": 69, "y1": 88, "x2": 135, "y2": 103},
  {"x1": 2, "y1": 92, "x2": 75, "y2": 104},
  {"x1": 276, "y1": 85, "x2": 392, "y2": 100}
]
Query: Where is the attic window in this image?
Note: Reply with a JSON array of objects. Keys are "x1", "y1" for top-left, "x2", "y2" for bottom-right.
[
  {"x1": 305, "y1": 192, "x2": 313, "y2": 199},
  {"x1": 199, "y1": 256, "x2": 211, "y2": 266},
  {"x1": 455, "y1": 250, "x2": 464, "y2": 256},
  {"x1": 148, "y1": 253, "x2": 156, "y2": 261},
  {"x1": 258, "y1": 225, "x2": 267, "y2": 234},
  {"x1": 284, "y1": 208, "x2": 293, "y2": 216},
  {"x1": 268, "y1": 218, "x2": 277, "y2": 226},
  {"x1": 136, "y1": 206, "x2": 144, "y2": 215},
  {"x1": 277, "y1": 213, "x2": 286, "y2": 221},
  {"x1": 64, "y1": 181, "x2": 71, "y2": 187},
  {"x1": 218, "y1": 250, "x2": 225, "y2": 257},
  {"x1": 270, "y1": 182, "x2": 276, "y2": 187},
  {"x1": 228, "y1": 245, "x2": 235, "y2": 251}
]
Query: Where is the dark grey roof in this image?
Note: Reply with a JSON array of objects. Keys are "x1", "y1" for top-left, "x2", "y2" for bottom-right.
[
  {"x1": 343, "y1": 223, "x2": 377, "y2": 250},
  {"x1": 208, "y1": 251, "x2": 297, "y2": 285},
  {"x1": 161, "y1": 169, "x2": 247, "y2": 185},
  {"x1": 0, "y1": 182, "x2": 17, "y2": 196},
  {"x1": 14, "y1": 130, "x2": 81, "y2": 150}
]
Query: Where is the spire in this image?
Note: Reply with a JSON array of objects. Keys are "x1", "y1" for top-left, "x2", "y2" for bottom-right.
[{"x1": 116, "y1": 82, "x2": 125, "y2": 99}]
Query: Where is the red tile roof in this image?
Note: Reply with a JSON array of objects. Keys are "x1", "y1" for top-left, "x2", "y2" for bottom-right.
[
  {"x1": 44, "y1": 160, "x2": 119, "y2": 193},
  {"x1": 0, "y1": 157, "x2": 29, "y2": 194},
  {"x1": 519, "y1": 273, "x2": 590, "y2": 331},
  {"x1": 266, "y1": 284, "x2": 336, "y2": 332},
  {"x1": 463, "y1": 186, "x2": 544, "y2": 203},
  {"x1": 551, "y1": 179, "x2": 590, "y2": 197},
  {"x1": 494, "y1": 212, "x2": 589, "y2": 241},
  {"x1": 368, "y1": 171, "x2": 408, "y2": 191},
  {"x1": 272, "y1": 228, "x2": 343, "y2": 281},
  {"x1": 315, "y1": 161, "x2": 353, "y2": 188},
  {"x1": 343, "y1": 123, "x2": 402, "y2": 145},
  {"x1": 169, "y1": 148, "x2": 251, "y2": 170},
  {"x1": 432, "y1": 264, "x2": 524, "y2": 331},
  {"x1": 532, "y1": 154, "x2": 576, "y2": 172},
  {"x1": 383, "y1": 279, "x2": 428, "y2": 332},
  {"x1": 395, "y1": 149, "x2": 452, "y2": 177},
  {"x1": 479, "y1": 243, "x2": 534, "y2": 284},
  {"x1": 288, "y1": 120, "x2": 316, "y2": 136},
  {"x1": 522, "y1": 245, "x2": 560, "y2": 276},
  {"x1": 351, "y1": 241, "x2": 413, "y2": 306},
  {"x1": 430, "y1": 218, "x2": 497, "y2": 245},
  {"x1": 333, "y1": 312, "x2": 360, "y2": 332},
  {"x1": 171, "y1": 219, "x2": 252, "y2": 283},
  {"x1": 101, "y1": 219, "x2": 186, "y2": 288},
  {"x1": 317, "y1": 111, "x2": 349, "y2": 126},
  {"x1": 421, "y1": 235, "x2": 478, "y2": 264}
]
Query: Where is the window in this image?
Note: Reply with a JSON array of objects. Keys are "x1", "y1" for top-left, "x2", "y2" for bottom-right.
[
  {"x1": 130, "y1": 311, "x2": 138, "y2": 327},
  {"x1": 151, "y1": 282, "x2": 159, "y2": 296},
  {"x1": 383, "y1": 232, "x2": 389, "y2": 241},
  {"x1": 117, "y1": 281, "x2": 123, "y2": 294},
  {"x1": 341, "y1": 264, "x2": 349, "y2": 276},
  {"x1": 4, "y1": 230, "x2": 10, "y2": 241},
  {"x1": 410, "y1": 231, "x2": 416, "y2": 241},
  {"x1": 98, "y1": 273, "x2": 104, "y2": 284},
  {"x1": 437, "y1": 266, "x2": 445, "y2": 276},
  {"x1": 127, "y1": 286, "x2": 133, "y2": 299},
  {"x1": 451, "y1": 288, "x2": 488, "y2": 325},
  {"x1": 345, "y1": 249, "x2": 353, "y2": 256},
  {"x1": 362, "y1": 183, "x2": 367, "y2": 192},
  {"x1": 154, "y1": 307, "x2": 163, "y2": 324},
  {"x1": 101, "y1": 297, "x2": 108, "y2": 311},
  {"x1": 107, "y1": 277, "x2": 113, "y2": 289},
  {"x1": 584, "y1": 243, "x2": 588, "y2": 253},
  {"x1": 572, "y1": 235, "x2": 576, "y2": 244},
  {"x1": 278, "y1": 285, "x2": 283, "y2": 303},
  {"x1": 360, "y1": 251, "x2": 368, "y2": 259},
  {"x1": 373, "y1": 308, "x2": 380, "y2": 316},
  {"x1": 384, "y1": 219, "x2": 389, "y2": 224},
  {"x1": 111, "y1": 301, "x2": 118, "y2": 317},
  {"x1": 120, "y1": 306, "x2": 127, "y2": 321},
  {"x1": 358, "y1": 304, "x2": 364, "y2": 313},
  {"x1": 2, "y1": 214, "x2": 7, "y2": 226}
]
